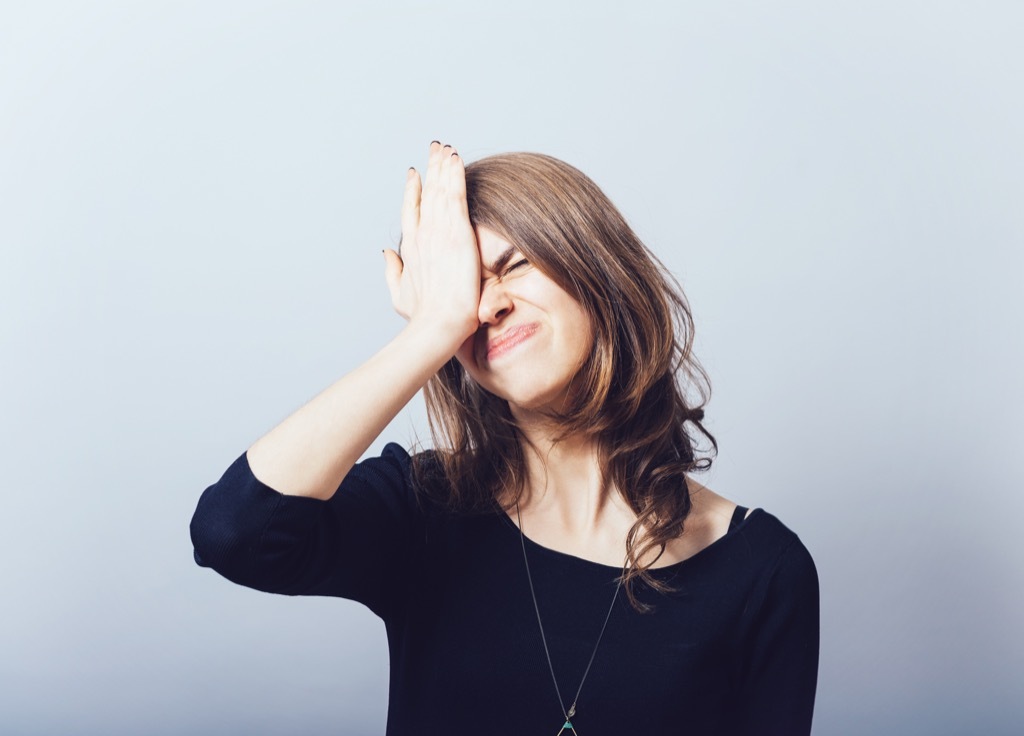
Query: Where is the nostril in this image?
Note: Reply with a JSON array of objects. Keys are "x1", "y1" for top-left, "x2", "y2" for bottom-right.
[
  {"x1": 494, "y1": 305, "x2": 513, "y2": 321},
  {"x1": 478, "y1": 286, "x2": 513, "y2": 325}
]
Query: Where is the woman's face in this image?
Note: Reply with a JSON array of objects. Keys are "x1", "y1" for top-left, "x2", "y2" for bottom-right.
[{"x1": 454, "y1": 226, "x2": 594, "y2": 420}]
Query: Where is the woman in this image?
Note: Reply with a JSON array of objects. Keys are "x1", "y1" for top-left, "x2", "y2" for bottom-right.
[{"x1": 190, "y1": 141, "x2": 820, "y2": 735}]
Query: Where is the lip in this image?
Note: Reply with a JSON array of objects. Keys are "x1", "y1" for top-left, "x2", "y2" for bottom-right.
[{"x1": 484, "y1": 323, "x2": 540, "y2": 362}]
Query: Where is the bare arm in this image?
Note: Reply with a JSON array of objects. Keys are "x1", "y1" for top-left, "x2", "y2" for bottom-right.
[{"x1": 246, "y1": 141, "x2": 481, "y2": 499}]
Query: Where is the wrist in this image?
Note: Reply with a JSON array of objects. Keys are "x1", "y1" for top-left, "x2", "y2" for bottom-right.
[{"x1": 401, "y1": 316, "x2": 476, "y2": 364}]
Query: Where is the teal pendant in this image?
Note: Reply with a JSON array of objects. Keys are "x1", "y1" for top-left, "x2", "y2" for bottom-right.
[{"x1": 556, "y1": 721, "x2": 579, "y2": 735}]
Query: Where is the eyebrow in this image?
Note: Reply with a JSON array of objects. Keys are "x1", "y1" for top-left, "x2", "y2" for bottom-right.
[{"x1": 484, "y1": 245, "x2": 517, "y2": 276}]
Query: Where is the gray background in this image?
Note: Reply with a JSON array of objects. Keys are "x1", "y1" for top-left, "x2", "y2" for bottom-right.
[{"x1": 2, "y1": 1, "x2": 1021, "y2": 734}]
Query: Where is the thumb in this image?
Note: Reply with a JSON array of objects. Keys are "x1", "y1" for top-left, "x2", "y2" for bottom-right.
[{"x1": 382, "y1": 248, "x2": 403, "y2": 307}]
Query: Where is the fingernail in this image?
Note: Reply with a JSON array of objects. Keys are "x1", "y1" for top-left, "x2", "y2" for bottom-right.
[{"x1": 430, "y1": 140, "x2": 440, "y2": 145}]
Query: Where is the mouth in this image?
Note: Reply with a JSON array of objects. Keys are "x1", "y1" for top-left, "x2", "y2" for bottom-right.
[{"x1": 482, "y1": 323, "x2": 540, "y2": 362}]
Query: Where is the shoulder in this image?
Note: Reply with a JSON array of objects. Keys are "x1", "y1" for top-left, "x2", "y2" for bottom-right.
[
  {"x1": 739, "y1": 509, "x2": 819, "y2": 607},
  {"x1": 679, "y1": 478, "x2": 749, "y2": 552},
  {"x1": 745, "y1": 508, "x2": 813, "y2": 557},
  {"x1": 654, "y1": 478, "x2": 798, "y2": 568},
  {"x1": 668, "y1": 475, "x2": 819, "y2": 593},
  {"x1": 366, "y1": 440, "x2": 450, "y2": 515},
  {"x1": 687, "y1": 478, "x2": 811, "y2": 554},
  {"x1": 364, "y1": 441, "x2": 441, "y2": 483}
]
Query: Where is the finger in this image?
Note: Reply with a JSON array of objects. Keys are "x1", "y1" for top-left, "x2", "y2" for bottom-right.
[
  {"x1": 401, "y1": 167, "x2": 421, "y2": 247},
  {"x1": 437, "y1": 145, "x2": 455, "y2": 203},
  {"x1": 423, "y1": 140, "x2": 445, "y2": 199},
  {"x1": 447, "y1": 150, "x2": 470, "y2": 221},
  {"x1": 382, "y1": 248, "x2": 403, "y2": 307}
]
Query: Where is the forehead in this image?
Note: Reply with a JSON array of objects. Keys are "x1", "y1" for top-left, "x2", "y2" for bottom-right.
[{"x1": 475, "y1": 226, "x2": 519, "y2": 273}]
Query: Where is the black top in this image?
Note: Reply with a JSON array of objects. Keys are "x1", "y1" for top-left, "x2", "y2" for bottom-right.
[{"x1": 190, "y1": 443, "x2": 819, "y2": 735}]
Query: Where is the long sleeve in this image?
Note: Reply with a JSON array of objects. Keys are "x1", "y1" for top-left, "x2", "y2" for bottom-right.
[
  {"x1": 728, "y1": 537, "x2": 820, "y2": 735},
  {"x1": 189, "y1": 442, "x2": 426, "y2": 620}
]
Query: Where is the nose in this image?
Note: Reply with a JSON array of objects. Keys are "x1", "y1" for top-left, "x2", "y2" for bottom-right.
[{"x1": 477, "y1": 279, "x2": 513, "y2": 326}]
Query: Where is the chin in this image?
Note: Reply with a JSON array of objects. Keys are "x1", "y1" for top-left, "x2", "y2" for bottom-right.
[
  {"x1": 459, "y1": 364, "x2": 579, "y2": 416},
  {"x1": 503, "y1": 383, "x2": 575, "y2": 416}
]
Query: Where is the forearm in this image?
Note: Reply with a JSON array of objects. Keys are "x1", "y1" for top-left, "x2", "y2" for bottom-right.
[
  {"x1": 246, "y1": 319, "x2": 462, "y2": 500},
  {"x1": 245, "y1": 142, "x2": 478, "y2": 501}
]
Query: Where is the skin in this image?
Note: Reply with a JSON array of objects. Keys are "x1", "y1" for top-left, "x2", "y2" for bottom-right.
[
  {"x1": 452, "y1": 226, "x2": 595, "y2": 420},
  {"x1": 247, "y1": 140, "x2": 746, "y2": 569}
]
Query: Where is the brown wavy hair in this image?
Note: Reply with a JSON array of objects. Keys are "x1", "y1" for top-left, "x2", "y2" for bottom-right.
[{"x1": 412, "y1": 152, "x2": 717, "y2": 613}]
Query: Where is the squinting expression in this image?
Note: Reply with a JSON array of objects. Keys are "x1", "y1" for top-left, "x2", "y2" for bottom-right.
[{"x1": 454, "y1": 226, "x2": 594, "y2": 420}]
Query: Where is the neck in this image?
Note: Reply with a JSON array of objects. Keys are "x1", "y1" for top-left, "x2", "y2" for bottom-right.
[{"x1": 511, "y1": 421, "x2": 630, "y2": 538}]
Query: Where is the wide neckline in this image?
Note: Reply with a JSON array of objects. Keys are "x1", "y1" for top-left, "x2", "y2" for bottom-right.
[{"x1": 493, "y1": 506, "x2": 762, "y2": 575}]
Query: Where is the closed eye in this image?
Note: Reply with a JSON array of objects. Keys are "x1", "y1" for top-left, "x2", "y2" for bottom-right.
[{"x1": 501, "y1": 259, "x2": 529, "y2": 277}]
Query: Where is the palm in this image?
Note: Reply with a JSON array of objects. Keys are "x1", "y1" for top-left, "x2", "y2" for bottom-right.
[{"x1": 385, "y1": 141, "x2": 481, "y2": 342}]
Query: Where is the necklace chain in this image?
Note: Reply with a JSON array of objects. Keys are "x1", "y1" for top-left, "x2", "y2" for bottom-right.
[{"x1": 515, "y1": 498, "x2": 625, "y2": 728}]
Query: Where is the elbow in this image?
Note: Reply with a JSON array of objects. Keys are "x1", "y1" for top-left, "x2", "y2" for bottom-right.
[
  {"x1": 188, "y1": 451, "x2": 321, "y2": 593},
  {"x1": 189, "y1": 487, "x2": 250, "y2": 574},
  {"x1": 188, "y1": 451, "x2": 278, "y2": 577}
]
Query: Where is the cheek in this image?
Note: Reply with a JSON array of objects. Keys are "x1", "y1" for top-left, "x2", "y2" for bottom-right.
[
  {"x1": 572, "y1": 332, "x2": 595, "y2": 372},
  {"x1": 564, "y1": 304, "x2": 595, "y2": 356}
]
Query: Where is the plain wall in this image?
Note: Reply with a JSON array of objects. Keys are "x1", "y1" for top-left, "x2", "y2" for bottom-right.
[{"x1": 1, "y1": 1, "x2": 1021, "y2": 734}]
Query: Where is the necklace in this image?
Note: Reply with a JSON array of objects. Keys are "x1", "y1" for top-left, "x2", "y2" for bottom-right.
[{"x1": 515, "y1": 498, "x2": 625, "y2": 735}]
